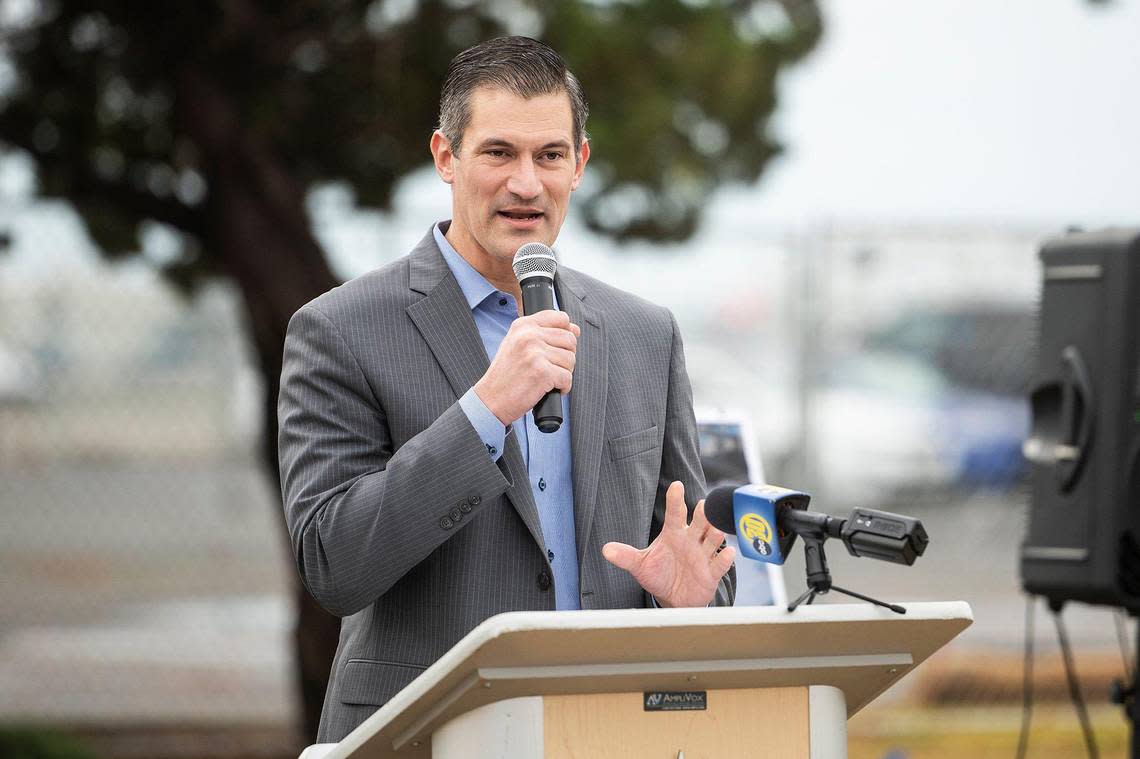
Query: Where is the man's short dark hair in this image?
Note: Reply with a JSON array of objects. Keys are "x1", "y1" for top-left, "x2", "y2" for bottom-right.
[{"x1": 439, "y1": 36, "x2": 589, "y2": 159}]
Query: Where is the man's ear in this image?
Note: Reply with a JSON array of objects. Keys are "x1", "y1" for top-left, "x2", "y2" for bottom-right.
[
  {"x1": 430, "y1": 130, "x2": 456, "y2": 184},
  {"x1": 571, "y1": 138, "x2": 590, "y2": 191}
]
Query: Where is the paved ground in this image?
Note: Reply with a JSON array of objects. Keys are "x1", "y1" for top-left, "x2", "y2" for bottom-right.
[{"x1": 0, "y1": 462, "x2": 298, "y2": 727}]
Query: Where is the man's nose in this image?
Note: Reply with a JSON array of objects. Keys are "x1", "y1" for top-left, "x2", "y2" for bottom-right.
[{"x1": 505, "y1": 158, "x2": 542, "y2": 200}]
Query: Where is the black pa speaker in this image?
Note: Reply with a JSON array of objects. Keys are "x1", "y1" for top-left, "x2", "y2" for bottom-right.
[{"x1": 1020, "y1": 228, "x2": 1140, "y2": 610}]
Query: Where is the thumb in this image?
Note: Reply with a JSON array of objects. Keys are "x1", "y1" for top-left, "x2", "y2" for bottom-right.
[{"x1": 602, "y1": 541, "x2": 643, "y2": 572}]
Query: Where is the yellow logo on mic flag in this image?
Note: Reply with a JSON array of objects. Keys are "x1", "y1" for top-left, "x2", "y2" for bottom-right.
[{"x1": 738, "y1": 513, "x2": 772, "y2": 544}]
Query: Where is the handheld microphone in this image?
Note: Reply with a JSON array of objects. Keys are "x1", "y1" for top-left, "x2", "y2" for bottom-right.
[
  {"x1": 704, "y1": 483, "x2": 928, "y2": 566},
  {"x1": 512, "y1": 242, "x2": 562, "y2": 433}
]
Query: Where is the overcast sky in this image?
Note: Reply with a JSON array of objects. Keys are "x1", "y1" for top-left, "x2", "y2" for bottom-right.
[{"x1": 745, "y1": 0, "x2": 1140, "y2": 226}]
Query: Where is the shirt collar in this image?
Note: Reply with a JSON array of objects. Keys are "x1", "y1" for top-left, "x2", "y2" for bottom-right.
[{"x1": 433, "y1": 222, "x2": 498, "y2": 311}]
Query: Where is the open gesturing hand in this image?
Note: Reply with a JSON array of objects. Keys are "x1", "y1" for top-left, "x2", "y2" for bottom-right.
[{"x1": 601, "y1": 481, "x2": 736, "y2": 608}]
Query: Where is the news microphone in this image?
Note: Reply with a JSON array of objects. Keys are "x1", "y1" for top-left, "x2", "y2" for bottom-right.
[
  {"x1": 704, "y1": 483, "x2": 928, "y2": 566},
  {"x1": 704, "y1": 484, "x2": 808, "y2": 565},
  {"x1": 512, "y1": 242, "x2": 562, "y2": 433},
  {"x1": 707, "y1": 483, "x2": 927, "y2": 614}
]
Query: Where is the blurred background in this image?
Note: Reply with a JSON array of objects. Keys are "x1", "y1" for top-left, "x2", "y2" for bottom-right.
[{"x1": 1, "y1": 1, "x2": 1138, "y2": 757}]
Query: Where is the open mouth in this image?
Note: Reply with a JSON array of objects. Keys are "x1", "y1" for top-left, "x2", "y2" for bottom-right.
[{"x1": 498, "y1": 210, "x2": 544, "y2": 221}]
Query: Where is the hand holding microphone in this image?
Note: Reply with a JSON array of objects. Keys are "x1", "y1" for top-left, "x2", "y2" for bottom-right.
[{"x1": 472, "y1": 243, "x2": 579, "y2": 430}]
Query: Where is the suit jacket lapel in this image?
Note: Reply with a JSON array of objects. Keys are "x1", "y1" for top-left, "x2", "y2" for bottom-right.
[
  {"x1": 557, "y1": 268, "x2": 608, "y2": 565},
  {"x1": 404, "y1": 230, "x2": 546, "y2": 552}
]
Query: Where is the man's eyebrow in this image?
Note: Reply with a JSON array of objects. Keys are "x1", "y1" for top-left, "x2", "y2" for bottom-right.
[
  {"x1": 474, "y1": 138, "x2": 515, "y2": 151},
  {"x1": 537, "y1": 140, "x2": 573, "y2": 151},
  {"x1": 473, "y1": 138, "x2": 573, "y2": 151}
]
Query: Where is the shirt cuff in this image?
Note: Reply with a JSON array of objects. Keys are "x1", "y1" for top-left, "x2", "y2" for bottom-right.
[{"x1": 459, "y1": 388, "x2": 508, "y2": 462}]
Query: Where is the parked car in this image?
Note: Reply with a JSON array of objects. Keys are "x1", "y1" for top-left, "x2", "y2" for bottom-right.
[
  {"x1": 0, "y1": 340, "x2": 39, "y2": 404},
  {"x1": 808, "y1": 305, "x2": 1033, "y2": 507},
  {"x1": 864, "y1": 303, "x2": 1036, "y2": 397}
]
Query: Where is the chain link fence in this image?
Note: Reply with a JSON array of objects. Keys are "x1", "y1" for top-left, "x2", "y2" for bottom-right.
[{"x1": 0, "y1": 199, "x2": 298, "y2": 753}]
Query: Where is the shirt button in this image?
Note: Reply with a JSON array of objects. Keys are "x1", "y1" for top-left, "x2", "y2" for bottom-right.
[
  {"x1": 538, "y1": 477, "x2": 547, "y2": 492},
  {"x1": 439, "y1": 516, "x2": 453, "y2": 530},
  {"x1": 459, "y1": 499, "x2": 473, "y2": 514},
  {"x1": 499, "y1": 297, "x2": 508, "y2": 307},
  {"x1": 547, "y1": 549, "x2": 555, "y2": 562},
  {"x1": 449, "y1": 507, "x2": 463, "y2": 522},
  {"x1": 536, "y1": 570, "x2": 552, "y2": 591},
  {"x1": 486, "y1": 443, "x2": 497, "y2": 456}
]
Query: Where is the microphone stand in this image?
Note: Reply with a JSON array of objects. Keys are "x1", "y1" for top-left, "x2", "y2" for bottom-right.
[{"x1": 786, "y1": 532, "x2": 908, "y2": 615}]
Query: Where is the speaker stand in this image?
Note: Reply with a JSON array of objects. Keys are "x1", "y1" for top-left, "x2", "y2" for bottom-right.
[{"x1": 1110, "y1": 615, "x2": 1140, "y2": 758}]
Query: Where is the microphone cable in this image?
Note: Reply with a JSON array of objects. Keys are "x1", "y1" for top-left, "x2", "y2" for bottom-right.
[
  {"x1": 1114, "y1": 609, "x2": 1134, "y2": 678},
  {"x1": 1111, "y1": 608, "x2": 1136, "y2": 750},
  {"x1": 1015, "y1": 594, "x2": 1036, "y2": 759},
  {"x1": 1051, "y1": 602, "x2": 1099, "y2": 759}
]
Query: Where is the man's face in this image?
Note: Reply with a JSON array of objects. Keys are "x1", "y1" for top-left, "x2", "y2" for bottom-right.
[{"x1": 431, "y1": 86, "x2": 589, "y2": 269}]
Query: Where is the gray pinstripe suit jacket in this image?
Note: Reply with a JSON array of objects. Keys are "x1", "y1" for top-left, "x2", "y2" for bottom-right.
[{"x1": 278, "y1": 227, "x2": 735, "y2": 743}]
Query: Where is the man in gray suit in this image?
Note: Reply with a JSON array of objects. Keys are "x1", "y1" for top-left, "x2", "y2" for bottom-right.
[{"x1": 278, "y1": 36, "x2": 736, "y2": 743}]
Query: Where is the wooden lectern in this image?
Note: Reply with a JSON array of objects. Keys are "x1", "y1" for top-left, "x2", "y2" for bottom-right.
[{"x1": 300, "y1": 601, "x2": 972, "y2": 759}]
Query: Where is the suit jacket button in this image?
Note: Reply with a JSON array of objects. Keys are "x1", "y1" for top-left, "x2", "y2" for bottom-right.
[
  {"x1": 536, "y1": 570, "x2": 552, "y2": 591},
  {"x1": 459, "y1": 499, "x2": 473, "y2": 514},
  {"x1": 449, "y1": 507, "x2": 463, "y2": 522},
  {"x1": 439, "y1": 516, "x2": 453, "y2": 530},
  {"x1": 469, "y1": 495, "x2": 481, "y2": 506}
]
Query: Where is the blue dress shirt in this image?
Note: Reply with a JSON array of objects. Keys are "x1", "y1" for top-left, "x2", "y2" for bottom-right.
[{"x1": 434, "y1": 223, "x2": 580, "y2": 611}]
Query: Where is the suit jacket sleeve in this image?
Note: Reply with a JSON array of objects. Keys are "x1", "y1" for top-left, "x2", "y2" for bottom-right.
[
  {"x1": 278, "y1": 304, "x2": 514, "y2": 617},
  {"x1": 648, "y1": 310, "x2": 737, "y2": 608}
]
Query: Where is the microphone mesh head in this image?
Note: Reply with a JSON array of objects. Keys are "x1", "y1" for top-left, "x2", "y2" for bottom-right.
[{"x1": 512, "y1": 242, "x2": 557, "y2": 283}]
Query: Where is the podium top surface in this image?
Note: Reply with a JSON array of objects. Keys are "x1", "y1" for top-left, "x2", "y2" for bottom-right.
[{"x1": 331, "y1": 601, "x2": 972, "y2": 759}]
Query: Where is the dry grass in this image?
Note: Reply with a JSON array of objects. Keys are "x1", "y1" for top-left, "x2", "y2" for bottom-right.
[
  {"x1": 913, "y1": 650, "x2": 1130, "y2": 706},
  {"x1": 849, "y1": 704, "x2": 1129, "y2": 759},
  {"x1": 845, "y1": 645, "x2": 1134, "y2": 757}
]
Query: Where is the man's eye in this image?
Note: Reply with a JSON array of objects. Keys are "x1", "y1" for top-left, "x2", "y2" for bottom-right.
[
  {"x1": 485, "y1": 150, "x2": 508, "y2": 158},
  {"x1": 542, "y1": 152, "x2": 564, "y2": 161}
]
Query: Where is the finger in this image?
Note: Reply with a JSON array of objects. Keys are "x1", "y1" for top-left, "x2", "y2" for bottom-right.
[
  {"x1": 712, "y1": 544, "x2": 736, "y2": 577},
  {"x1": 545, "y1": 346, "x2": 576, "y2": 371},
  {"x1": 569, "y1": 322, "x2": 581, "y2": 338},
  {"x1": 701, "y1": 528, "x2": 726, "y2": 559},
  {"x1": 663, "y1": 481, "x2": 687, "y2": 531},
  {"x1": 550, "y1": 366, "x2": 573, "y2": 393},
  {"x1": 531, "y1": 310, "x2": 571, "y2": 328},
  {"x1": 602, "y1": 541, "x2": 643, "y2": 572},
  {"x1": 540, "y1": 327, "x2": 578, "y2": 352},
  {"x1": 690, "y1": 498, "x2": 711, "y2": 533}
]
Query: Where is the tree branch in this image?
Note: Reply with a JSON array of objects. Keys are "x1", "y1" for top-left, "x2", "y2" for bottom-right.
[{"x1": 79, "y1": 175, "x2": 207, "y2": 239}]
